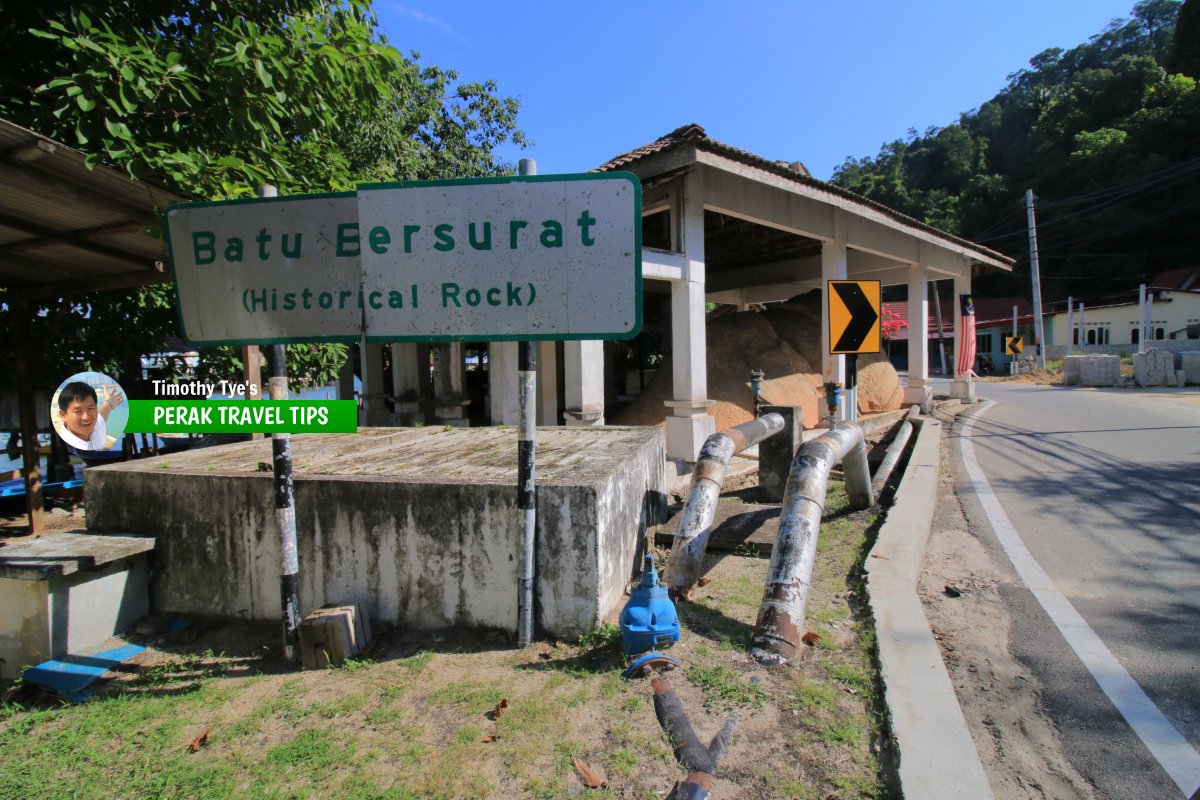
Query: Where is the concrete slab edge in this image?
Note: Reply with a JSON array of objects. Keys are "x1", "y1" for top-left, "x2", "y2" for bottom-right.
[{"x1": 863, "y1": 416, "x2": 995, "y2": 800}]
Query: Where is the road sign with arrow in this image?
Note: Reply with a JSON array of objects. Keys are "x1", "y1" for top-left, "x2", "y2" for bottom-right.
[
  {"x1": 827, "y1": 280, "x2": 882, "y2": 355},
  {"x1": 1005, "y1": 335, "x2": 1024, "y2": 355}
]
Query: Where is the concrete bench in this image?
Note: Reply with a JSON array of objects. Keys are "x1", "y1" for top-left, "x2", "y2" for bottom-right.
[{"x1": 0, "y1": 531, "x2": 155, "y2": 678}]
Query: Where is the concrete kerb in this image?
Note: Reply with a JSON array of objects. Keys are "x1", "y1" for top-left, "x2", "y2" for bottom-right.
[{"x1": 864, "y1": 415, "x2": 995, "y2": 800}]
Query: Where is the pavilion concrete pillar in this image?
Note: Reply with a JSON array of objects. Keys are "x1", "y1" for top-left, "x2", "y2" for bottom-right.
[
  {"x1": 564, "y1": 341, "x2": 604, "y2": 426},
  {"x1": 359, "y1": 341, "x2": 390, "y2": 426},
  {"x1": 537, "y1": 342, "x2": 559, "y2": 425},
  {"x1": 488, "y1": 342, "x2": 520, "y2": 426},
  {"x1": 664, "y1": 172, "x2": 715, "y2": 461},
  {"x1": 820, "y1": 212, "x2": 848, "y2": 421},
  {"x1": 433, "y1": 343, "x2": 470, "y2": 426},
  {"x1": 904, "y1": 263, "x2": 932, "y2": 407},
  {"x1": 950, "y1": 266, "x2": 976, "y2": 402},
  {"x1": 390, "y1": 343, "x2": 426, "y2": 425}
]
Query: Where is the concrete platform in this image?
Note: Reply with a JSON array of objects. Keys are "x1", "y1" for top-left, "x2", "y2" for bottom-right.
[
  {"x1": 0, "y1": 531, "x2": 154, "y2": 678},
  {"x1": 85, "y1": 427, "x2": 667, "y2": 638}
]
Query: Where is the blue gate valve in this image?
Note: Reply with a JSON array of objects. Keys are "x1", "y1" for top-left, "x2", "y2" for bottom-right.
[{"x1": 620, "y1": 554, "x2": 681, "y2": 659}]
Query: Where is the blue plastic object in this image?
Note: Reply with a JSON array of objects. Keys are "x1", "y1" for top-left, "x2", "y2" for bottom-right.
[
  {"x1": 619, "y1": 555, "x2": 680, "y2": 658},
  {"x1": 23, "y1": 644, "x2": 146, "y2": 702}
]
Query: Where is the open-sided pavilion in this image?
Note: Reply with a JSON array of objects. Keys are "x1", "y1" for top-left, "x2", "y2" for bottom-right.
[
  {"x1": 0, "y1": 118, "x2": 184, "y2": 530},
  {"x1": 380, "y1": 124, "x2": 1014, "y2": 461}
]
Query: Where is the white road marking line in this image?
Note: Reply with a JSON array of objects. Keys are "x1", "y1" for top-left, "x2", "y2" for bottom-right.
[{"x1": 960, "y1": 399, "x2": 1200, "y2": 798}]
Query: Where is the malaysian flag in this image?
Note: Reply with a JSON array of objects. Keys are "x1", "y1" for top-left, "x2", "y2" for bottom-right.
[{"x1": 957, "y1": 294, "x2": 976, "y2": 377}]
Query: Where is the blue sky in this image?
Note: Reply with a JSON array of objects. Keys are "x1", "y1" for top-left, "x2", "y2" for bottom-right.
[{"x1": 374, "y1": 1, "x2": 1144, "y2": 180}]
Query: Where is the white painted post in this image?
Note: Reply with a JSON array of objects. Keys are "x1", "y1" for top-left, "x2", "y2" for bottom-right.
[
  {"x1": 432, "y1": 343, "x2": 469, "y2": 426},
  {"x1": 1139, "y1": 284, "x2": 1148, "y2": 352},
  {"x1": 564, "y1": 341, "x2": 605, "y2": 426},
  {"x1": 358, "y1": 338, "x2": 389, "y2": 426},
  {"x1": 1012, "y1": 304, "x2": 1019, "y2": 375},
  {"x1": 904, "y1": 261, "x2": 931, "y2": 406},
  {"x1": 664, "y1": 171, "x2": 715, "y2": 460},
  {"x1": 536, "y1": 342, "x2": 558, "y2": 425},
  {"x1": 488, "y1": 342, "x2": 520, "y2": 426},
  {"x1": 949, "y1": 268, "x2": 974, "y2": 401},
  {"x1": 931, "y1": 281, "x2": 948, "y2": 376},
  {"x1": 390, "y1": 343, "x2": 426, "y2": 425},
  {"x1": 820, "y1": 212, "x2": 847, "y2": 391},
  {"x1": 1065, "y1": 296, "x2": 1074, "y2": 354}
]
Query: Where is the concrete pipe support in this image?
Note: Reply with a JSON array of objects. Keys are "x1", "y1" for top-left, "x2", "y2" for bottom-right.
[
  {"x1": 752, "y1": 422, "x2": 873, "y2": 664},
  {"x1": 666, "y1": 413, "x2": 785, "y2": 600}
]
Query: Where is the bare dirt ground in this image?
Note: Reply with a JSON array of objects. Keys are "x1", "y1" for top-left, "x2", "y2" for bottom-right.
[{"x1": 918, "y1": 402, "x2": 1095, "y2": 800}]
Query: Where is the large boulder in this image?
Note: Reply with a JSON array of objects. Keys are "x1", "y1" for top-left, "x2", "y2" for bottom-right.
[{"x1": 612, "y1": 290, "x2": 904, "y2": 430}]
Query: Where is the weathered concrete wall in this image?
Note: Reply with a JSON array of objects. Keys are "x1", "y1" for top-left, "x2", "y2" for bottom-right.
[{"x1": 86, "y1": 427, "x2": 666, "y2": 637}]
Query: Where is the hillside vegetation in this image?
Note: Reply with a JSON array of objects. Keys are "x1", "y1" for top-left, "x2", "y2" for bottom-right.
[{"x1": 832, "y1": 0, "x2": 1200, "y2": 301}]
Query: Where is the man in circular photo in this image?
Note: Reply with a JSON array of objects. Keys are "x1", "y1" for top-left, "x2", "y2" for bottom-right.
[{"x1": 56, "y1": 381, "x2": 125, "y2": 451}]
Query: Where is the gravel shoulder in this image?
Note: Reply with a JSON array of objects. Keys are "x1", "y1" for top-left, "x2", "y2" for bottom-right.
[{"x1": 917, "y1": 402, "x2": 1095, "y2": 800}]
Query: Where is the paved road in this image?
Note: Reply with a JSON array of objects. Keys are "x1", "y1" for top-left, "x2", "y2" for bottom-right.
[{"x1": 951, "y1": 380, "x2": 1200, "y2": 799}]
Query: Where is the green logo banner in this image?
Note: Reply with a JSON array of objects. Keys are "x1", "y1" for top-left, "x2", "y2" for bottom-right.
[{"x1": 127, "y1": 400, "x2": 357, "y2": 434}]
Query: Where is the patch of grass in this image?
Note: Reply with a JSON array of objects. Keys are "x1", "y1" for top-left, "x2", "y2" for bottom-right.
[
  {"x1": 312, "y1": 692, "x2": 367, "y2": 718},
  {"x1": 454, "y1": 724, "x2": 482, "y2": 745},
  {"x1": 791, "y1": 678, "x2": 836, "y2": 710},
  {"x1": 686, "y1": 665, "x2": 767, "y2": 710},
  {"x1": 609, "y1": 747, "x2": 639, "y2": 777},
  {"x1": 768, "y1": 775, "x2": 819, "y2": 800},
  {"x1": 339, "y1": 657, "x2": 376, "y2": 672},
  {"x1": 820, "y1": 719, "x2": 865, "y2": 746},
  {"x1": 265, "y1": 728, "x2": 341, "y2": 769},
  {"x1": 827, "y1": 662, "x2": 873, "y2": 695},
  {"x1": 395, "y1": 651, "x2": 434, "y2": 672},
  {"x1": 577, "y1": 622, "x2": 621, "y2": 650},
  {"x1": 429, "y1": 681, "x2": 505, "y2": 714}
]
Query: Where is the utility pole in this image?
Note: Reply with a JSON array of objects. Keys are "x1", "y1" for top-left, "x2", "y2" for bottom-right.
[{"x1": 1025, "y1": 190, "x2": 1047, "y2": 369}]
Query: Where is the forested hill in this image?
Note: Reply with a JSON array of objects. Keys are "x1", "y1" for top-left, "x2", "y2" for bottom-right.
[{"x1": 832, "y1": 0, "x2": 1200, "y2": 302}]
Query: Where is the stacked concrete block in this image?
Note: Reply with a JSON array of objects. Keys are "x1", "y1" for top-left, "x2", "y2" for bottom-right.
[
  {"x1": 1080, "y1": 355, "x2": 1121, "y2": 387},
  {"x1": 1133, "y1": 349, "x2": 1174, "y2": 386},
  {"x1": 1182, "y1": 352, "x2": 1200, "y2": 385},
  {"x1": 1062, "y1": 355, "x2": 1085, "y2": 385},
  {"x1": 299, "y1": 604, "x2": 371, "y2": 669}
]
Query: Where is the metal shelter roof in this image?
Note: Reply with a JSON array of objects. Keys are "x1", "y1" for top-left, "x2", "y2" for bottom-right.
[
  {"x1": 0, "y1": 117, "x2": 186, "y2": 300},
  {"x1": 597, "y1": 123, "x2": 1015, "y2": 273}
]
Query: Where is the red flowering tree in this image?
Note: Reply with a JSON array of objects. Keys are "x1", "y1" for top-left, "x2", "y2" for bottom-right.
[{"x1": 881, "y1": 307, "x2": 908, "y2": 340}]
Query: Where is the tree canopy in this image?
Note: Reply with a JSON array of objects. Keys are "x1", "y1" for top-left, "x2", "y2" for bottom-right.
[
  {"x1": 0, "y1": 1, "x2": 527, "y2": 392},
  {"x1": 832, "y1": 0, "x2": 1199, "y2": 302}
]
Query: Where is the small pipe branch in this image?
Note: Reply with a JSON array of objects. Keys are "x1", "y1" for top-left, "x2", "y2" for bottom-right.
[
  {"x1": 752, "y1": 422, "x2": 872, "y2": 664},
  {"x1": 666, "y1": 414, "x2": 785, "y2": 600}
]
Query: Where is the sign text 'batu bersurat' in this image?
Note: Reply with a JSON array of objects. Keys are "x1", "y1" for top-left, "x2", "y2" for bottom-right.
[{"x1": 164, "y1": 173, "x2": 643, "y2": 346}]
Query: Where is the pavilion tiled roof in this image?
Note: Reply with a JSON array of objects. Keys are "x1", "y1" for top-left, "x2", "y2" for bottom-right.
[{"x1": 595, "y1": 123, "x2": 1015, "y2": 268}]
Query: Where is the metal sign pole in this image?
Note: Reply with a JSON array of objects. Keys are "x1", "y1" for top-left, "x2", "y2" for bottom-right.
[
  {"x1": 517, "y1": 158, "x2": 538, "y2": 648},
  {"x1": 257, "y1": 184, "x2": 301, "y2": 661}
]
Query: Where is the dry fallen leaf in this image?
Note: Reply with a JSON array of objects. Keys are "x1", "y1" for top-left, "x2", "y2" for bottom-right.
[
  {"x1": 188, "y1": 730, "x2": 209, "y2": 752},
  {"x1": 572, "y1": 756, "x2": 606, "y2": 788},
  {"x1": 487, "y1": 698, "x2": 509, "y2": 720},
  {"x1": 481, "y1": 734, "x2": 498, "y2": 743},
  {"x1": 697, "y1": 577, "x2": 712, "y2": 587},
  {"x1": 801, "y1": 631, "x2": 822, "y2": 645}
]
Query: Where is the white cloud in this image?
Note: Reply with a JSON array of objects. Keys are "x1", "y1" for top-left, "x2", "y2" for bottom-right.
[{"x1": 392, "y1": 4, "x2": 471, "y2": 45}]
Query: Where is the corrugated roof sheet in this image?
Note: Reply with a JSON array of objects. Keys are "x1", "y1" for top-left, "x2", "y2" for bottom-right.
[
  {"x1": 595, "y1": 123, "x2": 1015, "y2": 269},
  {"x1": 0, "y1": 117, "x2": 186, "y2": 298}
]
